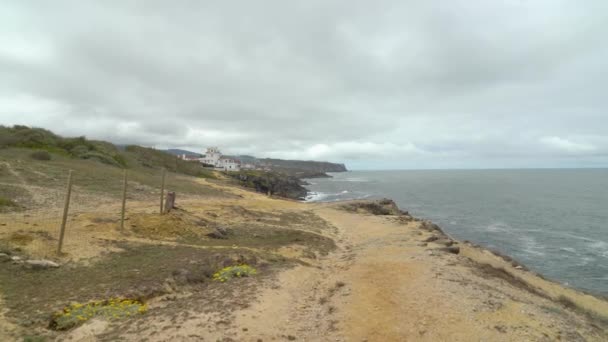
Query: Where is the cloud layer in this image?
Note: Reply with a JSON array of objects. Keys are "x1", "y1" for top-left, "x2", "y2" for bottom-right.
[{"x1": 1, "y1": 1, "x2": 607, "y2": 168}]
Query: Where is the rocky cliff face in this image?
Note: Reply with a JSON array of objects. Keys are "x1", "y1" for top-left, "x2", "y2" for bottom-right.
[{"x1": 226, "y1": 171, "x2": 308, "y2": 200}]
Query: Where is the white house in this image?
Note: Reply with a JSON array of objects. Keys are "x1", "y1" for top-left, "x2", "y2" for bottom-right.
[
  {"x1": 200, "y1": 147, "x2": 240, "y2": 171},
  {"x1": 216, "y1": 156, "x2": 241, "y2": 171},
  {"x1": 201, "y1": 147, "x2": 221, "y2": 166}
]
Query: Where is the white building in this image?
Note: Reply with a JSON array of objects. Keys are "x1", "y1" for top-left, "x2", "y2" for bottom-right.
[
  {"x1": 216, "y1": 156, "x2": 241, "y2": 171},
  {"x1": 201, "y1": 147, "x2": 240, "y2": 171},
  {"x1": 201, "y1": 147, "x2": 221, "y2": 166}
]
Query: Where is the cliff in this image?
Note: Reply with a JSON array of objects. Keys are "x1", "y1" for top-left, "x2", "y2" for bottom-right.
[{"x1": 225, "y1": 170, "x2": 308, "y2": 199}]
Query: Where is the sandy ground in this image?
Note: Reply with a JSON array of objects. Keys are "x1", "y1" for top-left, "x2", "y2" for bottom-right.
[
  {"x1": 228, "y1": 205, "x2": 608, "y2": 341},
  {"x1": 1, "y1": 178, "x2": 607, "y2": 341}
]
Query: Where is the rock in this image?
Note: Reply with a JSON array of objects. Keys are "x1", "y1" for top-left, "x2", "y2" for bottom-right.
[
  {"x1": 424, "y1": 236, "x2": 439, "y2": 242},
  {"x1": 0, "y1": 253, "x2": 10, "y2": 262},
  {"x1": 208, "y1": 226, "x2": 228, "y2": 239},
  {"x1": 10, "y1": 256, "x2": 22, "y2": 262},
  {"x1": 435, "y1": 239, "x2": 454, "y2": 247},
  {"x1": 439, "y1": 246, "x2": 460, "y2": 254},
  {"x1": 25, "y1": 259, "x2": 60, "y2": 269}
]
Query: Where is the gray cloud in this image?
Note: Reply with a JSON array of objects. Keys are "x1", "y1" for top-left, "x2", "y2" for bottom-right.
[{"x1": 1, "y1": 0, "x2": 607, "y2": 168}]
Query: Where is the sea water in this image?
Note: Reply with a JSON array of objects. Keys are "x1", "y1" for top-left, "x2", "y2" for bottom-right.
[{"x1": 304, "y1": 169, "x2": 608, "y2": 296}]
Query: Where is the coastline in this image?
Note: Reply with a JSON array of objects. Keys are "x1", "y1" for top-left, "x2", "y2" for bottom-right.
[
  {"x1": 301, "y1": 170, "x2": 608, "y2": 299},
  {"x1": 1, "y1": 179, "x2": 607, "y2": 340}
]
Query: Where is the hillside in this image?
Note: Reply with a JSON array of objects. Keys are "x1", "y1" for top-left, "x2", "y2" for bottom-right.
[
  {"x1": 164, "y1": 148, "x2": 348, "y2": 177},
  {"x1": 0, "y1": 126, "x2": 307, "y2": 210},
  {"x1": 256, "y1": 158, "x2": 347, "y2": 173}
]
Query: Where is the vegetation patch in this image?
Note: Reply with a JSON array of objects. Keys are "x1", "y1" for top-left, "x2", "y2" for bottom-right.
[
  {"x1": 8, "y1": 232, "x2": 35, "y2": 245},
  {"x1": 128, "y1": 210, "x2": 214, "y2": 240},
  {"x1": 29, "y1": 150, "x2": 51, "y2": 161},
  {"x1": 0, "y1": 242, "x2": 283, "y2": 328},
  {"x1": 213, "y1": 265, "x2": 257, "y2": 282},
  {"x1": 0, "y1": 196, "x2": 18, "y2": 208},
  {"x1": 0, "y1": 125, "x2": 126, "y2": 166},
  {"x1": 556, "y1": 295, "x2": 608, "y2": 327},
  {"x1": 50, "y1": 298, "x2": 147, "y2": 330},
  {"x1": 340, "y1": 199, "x2": 407, "y2": 216},
  {"x1": 180, "y1": 222, "x2": 336, "y2": 256}
]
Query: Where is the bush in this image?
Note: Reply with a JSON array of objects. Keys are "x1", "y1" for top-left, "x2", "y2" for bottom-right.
[
  {"x1": 0, "y1": 197, "x2": 17, "y2": 207},
  {"x1": 50, "y1": 298, "x2": 147, "y2": 330},
  {"x1": 29, "y1": 150, "x2": 51, "y2": 161},
  {"x1": 213, "y1": 265, "x2": 257, "y2": 282}
]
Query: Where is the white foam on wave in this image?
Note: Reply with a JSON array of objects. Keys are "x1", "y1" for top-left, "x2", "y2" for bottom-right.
[
  {"x1": 588, "y1": 240, "x2": 608, "y2": 258},
  {"x1": 560, "y1": 247, "x2": 577, "y2": 254},
  {"x1": 486, "y1": 222, "x2": 512, "y2": 233},
  {"x1": 304, "y1": 192, "x2": 328, "y2": 202},
  {"x1": 304, "y1": 190, "x2": 371, "y2": 203},
  {"x1": 519, "y1": 235, "x2": 546, "y2": 257}
]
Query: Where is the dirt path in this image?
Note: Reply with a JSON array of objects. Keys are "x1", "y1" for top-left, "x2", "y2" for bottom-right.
[{"x1": 226, "y1": 205, "x2": 608, "y2": 341}]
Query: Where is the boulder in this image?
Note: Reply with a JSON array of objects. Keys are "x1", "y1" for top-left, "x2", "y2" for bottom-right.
[
  {"x1": 424, "y1": 236, "x2": 439, "y2": 242},
  {"x1": 435, "y1": 239, "x2": 455, "y2": 247},
  {"x1": 25, "y1": 259, "x2": 60, "y2": 269},
  {"x1": 439, "y1": 246, "x2": 460, "y2": 255}
]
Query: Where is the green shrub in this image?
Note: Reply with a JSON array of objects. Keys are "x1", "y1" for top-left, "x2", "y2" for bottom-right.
[
  {"x1": 0, "y1": 197, "x2": 17, "y2": 207},
  {"x1": 69, "y1": 145, "x2": 90, "y2": 157},
  {"x1": 50, "y1": 298, "x2": 147, "y2": 330},
  {"x1": 79, "y1": 151, "x2": 122, "y2": 166},
  {"x1": 29, "y1": 150, "x2": 51, "y2": 161},
  {"x1": 213, "y1": 265, "x2": 257, "y2": 282}
]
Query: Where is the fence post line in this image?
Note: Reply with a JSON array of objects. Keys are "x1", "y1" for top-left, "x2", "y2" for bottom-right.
[
  {"x1": 57, "y1": 170, "x2": 73, "y2": 254},
  {"x1": 120, "y1": 169, "x2": 127, "y2": 229},
  {"x1": 160, "y1": 168, "x2": 166, "y2": 214}
]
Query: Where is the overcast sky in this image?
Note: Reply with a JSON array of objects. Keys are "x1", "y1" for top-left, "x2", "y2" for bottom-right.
[{"x1": 1, "y1": 1, "x2": 607, "y2": 169}]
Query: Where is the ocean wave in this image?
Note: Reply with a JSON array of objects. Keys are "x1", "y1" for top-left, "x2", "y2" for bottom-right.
[
  {"x1": 588, "y1": 240, "x2": 608, "y2": 258},
  {"x1": 304, "y1": 190, "x2": 371, "y2": 203},
  {"x1": 519, "y1": 235, "x2": 546, "y2": 257},
  {"x1": 486, "y1": 222, "x2": 512, "y2": 233}
]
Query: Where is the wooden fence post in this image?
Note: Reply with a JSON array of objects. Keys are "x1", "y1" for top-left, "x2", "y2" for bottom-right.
[
  {"x1": 120, "y1": 169, "x2": 127, "y2": 229},
  {"x1": 160, "y1": 168, "x2": 166, "y2": 214},
  {"x1": 164, "y1": 191, "x2": 176, "y2": 213},
  {"x1": 57, "y1": 170, "x2": 73, "y2": 254}
]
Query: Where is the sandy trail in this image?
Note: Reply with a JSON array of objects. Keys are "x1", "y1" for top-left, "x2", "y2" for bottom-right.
[{"x1": 229, "y1": 205, "x2": 608, "y2": 342}]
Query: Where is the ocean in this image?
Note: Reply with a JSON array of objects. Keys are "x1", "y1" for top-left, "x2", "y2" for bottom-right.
[{"x1": 304, "y1": 169, "x2": 608, "y2": 296}]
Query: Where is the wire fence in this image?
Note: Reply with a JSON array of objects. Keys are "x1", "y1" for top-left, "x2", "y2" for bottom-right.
[{"x1": 0, "y1": 168, "x2": 174, "y2": 260}]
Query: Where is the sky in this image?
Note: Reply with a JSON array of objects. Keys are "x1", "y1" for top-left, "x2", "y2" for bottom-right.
[{"x1": 1, "y1": 1, "x2": 607, "y2": 170}]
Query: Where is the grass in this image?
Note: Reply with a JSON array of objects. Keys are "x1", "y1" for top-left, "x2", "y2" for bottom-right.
[
  {"x1": 0, "y1": 242, "x2": 281, "y2": 328},
  {"x1": 178, "y1": 222, "x2": 336, "y2": 256},
  {"x1": 0, "y1": 125, "x2": 126, "y2": 167},
  {"x1": 556, "y1": 295, "x2": 608, "y2": 327},
  {"x1": 125, "y1": 208, "x2": 337, "y2": 256},
  {"x1": 0, "y1": 148, "x2": 229, "y2": 209}
]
